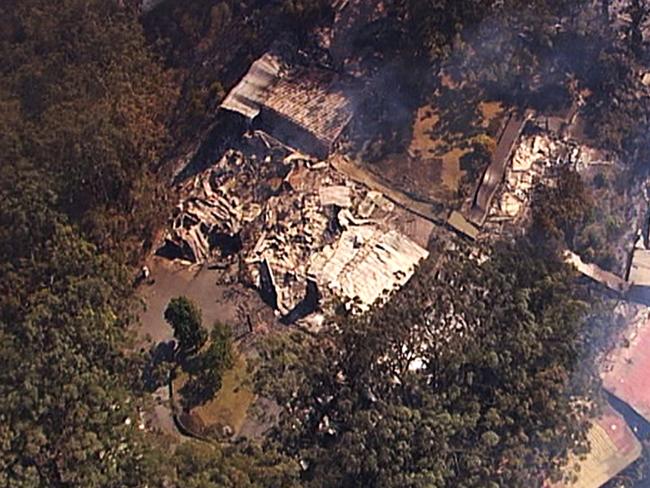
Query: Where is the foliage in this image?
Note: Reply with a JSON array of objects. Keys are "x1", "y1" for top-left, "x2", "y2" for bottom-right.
[
  {"x1": 0, "y1": 1, "x2": 178, "y2": 485},
  {"x1": 143, "y1": 0, "x2": 333, "y2": 138},
  {"x1": 459, "y1": 140, "x2": 492, "y2": 195},
  {"x1": 165, "y1": 296, "x2": 208, "y2": 355},
  {"x1": 531, "y1": 166, "x2": 593, "y2": 246},
  {"x1": 0, "y1": 0, "x2": 176, "y2": 262},
  {"x1": 0, "y1": 1, "x2": 293, "y2": 486},
  {"x1": 170, "y1": 440, "x2": 300, "y2": 488},
  {"x1": 1, "y1": 0, "x2": 646, "y2": 485},
  {"x1": 532, "y1": 165, "x2": 637, "y2": 273},
  {"x1": 180, "y1": 323, "x2": 235, "y2": 410},
  {"x1": 397, "y1": 0, "x2": 498, "y2": 62},
  {"x1": 256, "y1": 241, "x2": 601, "y2": 487},
  {"x1": 163, "y1": 299, "x2": 235, "y2": 409}
]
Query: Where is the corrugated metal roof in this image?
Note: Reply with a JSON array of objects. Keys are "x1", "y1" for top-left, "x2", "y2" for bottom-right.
[
  {"x1": 564, "y1": 251, "x2": 629, "y2": 294},
  {"x1": 319, "y1": 185, "x2": 352, "y2": 207},
  {"x1": 548, "y1": 403, "x2": 641, "y2": 488},
  {"x1": 308, "y1": 225, "x2": 429, "y2": 309},
  {"x1": 220, "y1": 52, "x2": 353, "y2": 149},
  {"x1": 628, "y1": 249, "x2": 650, "y2": 287},
  {"x1": 602, "y1": 316, "x2": 650, "y2": 423},
  {"x1": 220, "y1": 53, "x2": 283, "y2": 119},
  {"x1": 448, "y1": 210, "x2": 479, "y2": 240},
  {"x1": 264, "y1": 70, "x2": 353, "y2": 145},
  {"x1": 467, "y1": 112, "x2": 530, "y2": 226}
]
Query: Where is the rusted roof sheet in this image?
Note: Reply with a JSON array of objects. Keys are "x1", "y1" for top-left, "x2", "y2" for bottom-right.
[
  {"x1": 602, "y1": 316, "x2": 650, "y2": 423},
  {"x1": 264, "y1": 69, "x2": 353, "y2": 146},
  {"x1": 467, "y1": 112, "x2": 530, "y2": 226},
  {"x1": 548, "y1": 403, "x2": 641, "y2": 488}
]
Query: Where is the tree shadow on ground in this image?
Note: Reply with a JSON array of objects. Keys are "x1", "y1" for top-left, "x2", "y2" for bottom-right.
[
  {"x1": 179, "y1": 372, "x2": 222, "y2": 410},
  {"x1": 142, "y1": 340, "x2": 176, "y2": 392}
]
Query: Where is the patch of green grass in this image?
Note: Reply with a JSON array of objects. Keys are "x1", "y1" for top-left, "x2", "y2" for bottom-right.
[{"x1": 191, "y1": 352, "x2": 255, "y2": 434}]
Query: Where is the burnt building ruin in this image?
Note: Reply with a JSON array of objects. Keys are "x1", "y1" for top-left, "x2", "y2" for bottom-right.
[{"x1": 220, "y1": 52, "x2": 355, "y2": 159}]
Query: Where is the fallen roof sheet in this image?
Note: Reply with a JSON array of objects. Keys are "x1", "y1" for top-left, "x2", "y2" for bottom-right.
[
  {"x1": 602, "y1": 315, "x2": 650, "y2": 424},
  {"x1": 308, "y1": 221, "x2": 429, "y2": 310},
  {"x1": 162, "y1": 143, "x2": 292, "y2": 263},
  {"x1": 319, "y1": 185, "x2": 352, "y2": 208},
  {"x1": 447, "y1": 210, "x2": 479, "y2": 240},
  {"x1": 467, "y1": 112, "x2": 530, "y2": 226},
  {"x1": 329, "y1": 154, "x2": 446, "y2": 224},
  {"x1": 564, "y1": 251, "x2": 629, "y2": 295},
  {"x1": 264, "y1": 69, "x2": 353, "y2": 146},
  {"x1": 548, "y1": 403, "x2": 641, "y2": 488},
  {"x1": 628, "y1": 248, "x2": 650, "y2": 287}
]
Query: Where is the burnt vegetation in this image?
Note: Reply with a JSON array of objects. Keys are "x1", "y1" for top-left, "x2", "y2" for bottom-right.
[{"x1": 1, "y1": 0, "x2": 650, "y2": 487}]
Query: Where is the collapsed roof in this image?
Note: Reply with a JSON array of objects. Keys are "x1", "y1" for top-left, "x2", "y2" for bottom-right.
[
  {"x1": 308, "y1": 210, "x2": 429, "y2": 311},
  {"x1": 161, "y1": 133, "x2": 431, "y2": 322},
  {"x1": 221, "y1": 54, "x2": 283, "y2": 119},
  {"x1": 244, "y1": 161, "x2": 430, "y2": 317},
  {"x1": 162, "y1": 143, "x2": 290, "y2": 262},
  {"x1": 220, "y1": 52, "x2": 354, "y2": 158}
]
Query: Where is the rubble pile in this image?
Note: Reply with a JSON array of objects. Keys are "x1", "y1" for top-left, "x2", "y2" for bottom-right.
[
  {"x1": 493, "y1": 134, "x2": 559, "y2": 221},
  {"x1": 484, "y1": 124, "x2": 620, "y2": 235},
  {"x1": 160, "y1": 135, "x2": 431, "y2": 319},
  {"x1": 485, "y1": 131, "x2": 611, "y2": 233},
  {"x1": 248, "y1": 188, "x2": 429, "y2": 316},
  {"x1": 243, "y1": 158, "x2": 430, "y2": 316},
  {"x1": 162, "y1": 146, "x2": 293, "y2": 262},
  {"x1": 308, "y1": 209, "x2": 429, "y2": 311},
  {"x1": 245, "y1": 162, "x2": 360, "y2": 315}
]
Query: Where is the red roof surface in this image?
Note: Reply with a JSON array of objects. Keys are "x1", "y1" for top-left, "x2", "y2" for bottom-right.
[
  {"x1": 547, "y1": 403, "x2": 641, "y2": 488},
  {"x1": 599, "y1": 405, "x2": 640, "y2": 453},
  {"x1": 602, "y1": 317, "x2": 650, "y2": 423}
]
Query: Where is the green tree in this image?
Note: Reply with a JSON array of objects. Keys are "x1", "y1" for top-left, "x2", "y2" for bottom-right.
[
  {"x1": 171, "y1": 440, "x2": 300, "y2": 488},
  {"x1": 256, "y1": 240, "x2": 601, "y2": 487},
  {"x1": 201, "y1": 323, "x2": 235, "y2": 374},
  {"x1": 165, "y1": 296, "x2": 208, "y2": 355},
  {"x1": 0, "y1": 1, "x2": 299, "y2": 483},
  {"x1": 0, "y1": 0, "x2": 176, "y2": 262},
  {"x1": 181, "y1": 323, "x2": 234, "y2": 409},
  {"x1": 531, "y1": 167, "x2": 593, "y2": 247}
]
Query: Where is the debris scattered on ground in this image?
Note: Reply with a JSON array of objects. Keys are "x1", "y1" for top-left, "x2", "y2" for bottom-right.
[
  {"x1": 161, "y1": 144, "x2": 294, "y2": 262},
  {"x1": 486, "y1": 133, "x2": 563, "y2": 228},
  {"x1": 309, "y1": 214, "x2": 428, "y2": 311},
  {"x1": 159, "y1": 133, "x2": 431, "y2": 320},
  {"x1": 482, "y1": 128, "x2": 620, "y2": 237}
]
